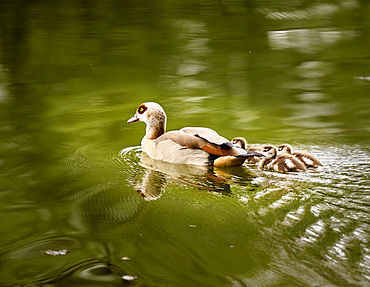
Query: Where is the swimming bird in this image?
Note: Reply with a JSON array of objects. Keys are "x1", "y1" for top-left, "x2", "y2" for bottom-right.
[
  {"x1": 277, "y1": 144, "x2": 323, "y2": 168},
  {"x1": 258, "y1": 145, "x2": 307, "y2": 172},
  {"x1": 231, "y1": 137, "x2": 263, "y2": 164},
  {"x1": 127, "y1": 102, "x2": 261, "y2": 167}
]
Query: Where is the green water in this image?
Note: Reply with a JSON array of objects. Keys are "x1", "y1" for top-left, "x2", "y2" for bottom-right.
[{"x1": 1, "y1": 1, "x2": 370, "y2": 286}]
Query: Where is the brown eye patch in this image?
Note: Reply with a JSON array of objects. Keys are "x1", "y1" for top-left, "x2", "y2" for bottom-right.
[{"x1": 138, "y1": 105, "x2": 147, "y2": 114}]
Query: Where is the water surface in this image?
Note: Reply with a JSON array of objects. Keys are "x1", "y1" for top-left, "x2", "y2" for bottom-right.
[{"x1": 0, "y1": 0, "x2": 370, "y2": 286}]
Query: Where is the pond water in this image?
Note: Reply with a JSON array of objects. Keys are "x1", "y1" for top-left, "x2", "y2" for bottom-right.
[{"x1": 1, "y1": 0, "x2": 370, "y2": 286}]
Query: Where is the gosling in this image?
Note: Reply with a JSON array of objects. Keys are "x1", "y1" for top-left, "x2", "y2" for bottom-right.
[
  {"x1": 259, "y1": 145, "x2": 307, "y2": 172},
  {"x1": 277, "y1": 144, "x2": 323, "y2": 168},
  {"x1": 231, "y1": 137, "x2": 263, "y2": 164}
]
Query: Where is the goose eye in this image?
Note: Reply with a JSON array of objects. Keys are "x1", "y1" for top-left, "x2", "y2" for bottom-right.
[{"x1": 138, "y1": 105, "x2": 147, "y2": 114}]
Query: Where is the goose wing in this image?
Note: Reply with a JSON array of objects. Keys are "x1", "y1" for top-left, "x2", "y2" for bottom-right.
[
  {"x1": 180, "y1": 127, "x2": 230, "y2": 146},
  {"x1": 157, "y1": 128, "x2": 259, "y2": 157}
]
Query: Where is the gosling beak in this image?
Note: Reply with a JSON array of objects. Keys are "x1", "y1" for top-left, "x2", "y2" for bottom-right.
[{"x1": 127, "y1": 114, "x2": 139, "y2": 123}]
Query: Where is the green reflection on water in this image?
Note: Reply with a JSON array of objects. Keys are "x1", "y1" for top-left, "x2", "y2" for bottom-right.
[{"x1": 0, "y1": 0, "x2": 370, "y2": 286}]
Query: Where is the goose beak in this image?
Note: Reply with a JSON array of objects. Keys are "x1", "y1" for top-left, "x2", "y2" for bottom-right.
[
  {"x1": 127, "y1": 114, "x2": 139, "y2": 123},
  {"x1": 248, "y1": 151, "x2": 264, "y2": 157}
]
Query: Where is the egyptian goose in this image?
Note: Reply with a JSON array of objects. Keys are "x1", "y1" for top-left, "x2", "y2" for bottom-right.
[
  {"x1": 258, "y1": 145, "x2": 307, "y2": 172},
  {"x1": 127, "y1": 102, "x2": 260, "y2": 167},
  {"x1": 277, "y1": 144, "x2": 323, "y2": 168},
  {"x1": 231, "y1": 137, "x2": 263, "y2": 164}
]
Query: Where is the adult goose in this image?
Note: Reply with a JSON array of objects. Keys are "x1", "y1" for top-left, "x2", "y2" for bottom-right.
[
  {"x1": 259, "y1": 145, "x2": 307, "y2": 172},
  {"x1": 127, "y1": 102, "x2": 260, "y2": 167},
  {"x1": 277, "y1": 144, "x2": 323, "y2": 168}
]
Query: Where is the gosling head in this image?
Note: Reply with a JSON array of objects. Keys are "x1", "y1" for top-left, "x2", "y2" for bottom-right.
[
  {"x1": 260, "y1": 145, "x2": 277, "y2": 160},
  {"x1": 277, "y1": 144, "x2": 293, "y2": 155},
  {"x1": 231, "y1": 137, "x2": 247, "y2": 149}
]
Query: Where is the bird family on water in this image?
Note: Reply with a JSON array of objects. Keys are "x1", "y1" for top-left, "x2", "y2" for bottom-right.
[{"x1": 128, "y1": 102, "x2": 323, "y2": 172}]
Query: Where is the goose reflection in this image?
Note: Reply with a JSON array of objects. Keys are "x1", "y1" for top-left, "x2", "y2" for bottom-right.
[
  {"x1": 133, "y1": 152, "x2": 253, "y2": 200},
  {"x1": 134, "y1": 163, "x2": 167, "y2": 201}
]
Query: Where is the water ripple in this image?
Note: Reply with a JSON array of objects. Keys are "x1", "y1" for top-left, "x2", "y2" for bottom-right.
[{"x1": 7, "y1": 142, "x2": 368, "y2": 286}]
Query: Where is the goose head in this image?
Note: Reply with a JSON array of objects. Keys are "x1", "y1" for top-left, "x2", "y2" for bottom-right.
[
  {"x1": 127, "y1": 102, "x2": 167, "y2": 139},
  {"x1": 277, "y1": 144, "x2": 293, "y2": 155},
  {"x1": 260, "y1": 145, "x2": 277, "y2": 160},
  {"x1": 231, "y1": 137, "x2": 247, "y2": 149}
]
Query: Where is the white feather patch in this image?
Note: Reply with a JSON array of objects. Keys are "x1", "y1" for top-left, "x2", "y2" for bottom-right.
[
  {"x1": 302, "y1": 156, "x2": 313, "y2": 166},
  {"x1": 266, "y1": 161, "x2": 274, "y2": 170},
  {"x1": 285, "y1": 158, "x2": 296, "y2": 169},
  {"x1": 273, "y1": 164, "x2": 280, "y2": 172}
]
